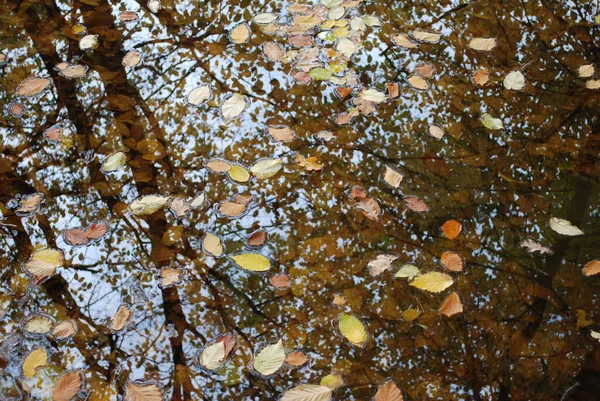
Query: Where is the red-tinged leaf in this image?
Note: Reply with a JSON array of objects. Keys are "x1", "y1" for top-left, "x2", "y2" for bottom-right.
[
  {"x1": 285, "y1": 351, "x2": 309, "y2": 366},
  {"x1": 288, "y1": 35, "x2": 314, "y2": 47},
  {"x1": 336, "y1": 87, "x2": 353, "y2": 99},
  {"x1": 269, "y1": 273, "x2": 292, "y2": 289},
  {"x1": 374, "y1": 380, "x2": 404, "y2": 401},
  {"x1": 216, "y1": 333, "x2": 237, "y2": 360},
  {"x1": 85, "y1": 221, "x2": 108, "y2": 239},
  {"x1": 441, "y1": 251, "x2": 463, "y2": 272},
  {"x1": 404, "y1": 196, "x2": 428, "y2": 212},
  {"x1": 387, "y1": 83, "x2": 399, "y2": 99},
  {"x1": 356, "y1": 198, "x2": 381, "y2": 221},
  {"x1": 248, "y1": 230, "x2": 267, "y2": 246},
  {"x1": 63, "y1": 228, "x2": 88, "y2": 245}
]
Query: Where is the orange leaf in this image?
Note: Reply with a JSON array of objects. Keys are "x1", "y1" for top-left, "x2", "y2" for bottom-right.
[
  {"x1": 374, "y1": 380, "x2": 404, "y2": 401},
  {"x1": 441, "y1": 251, "x2": 463, "y2": 272},
  {"x1": 269, "y1": 273, "x2": 292, "y2": 289},
  {"x1": 285, "y1": 351, "x2": 309, "y2": 366},
  {"x1": 583, "y1": 259, "x2": 600, "y2": 277},
  {"x1": 53, "y1": 371, "x2": 83, "y2": 401},
  {"x1": 442, "y1": 219, "x2": 462, "y2": 239},
  {"x1": 439, "y1": 292, "x2": 463, "y2": 317},
  {"x1": 248, "y1": 230, "x2": 267, "y2": 246}
]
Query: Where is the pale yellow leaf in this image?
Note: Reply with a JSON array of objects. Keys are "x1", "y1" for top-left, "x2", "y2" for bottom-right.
[
  {"x1": 187, "y1": 85, "x2": 211, "y2": 105},
  {"x1": 281, "y1": 384, "x2": 332, "y2": 401},
  {"x1": 549, "y1": 217, "x2": 584, "y2": 236},
  {"x1": 100, "y1": 152, "x2": 127, "y2": 173},
  {"x1": 130, "y1": 195, "x2": 170, "y2": 215},
  {"x1": 253, "y1": 339, "x2": 285, "y2": 376},
  {"x1": 468, "y1": 37, "x2": 497, "y2": 51},
  {"x1": 199, "y1": 341, "x2": 226, "y2": 370},
  {"x1": 407, "y1": 75, "x2": 429, "y2": 90},
  {"x1": 15, "y1": 77, "x2": 51, "y2": 97},
  {"x1": 220, "y1": 93, "x2": 247, "y2": 120},
  {"x1": 250, "y1": 158, "x2": 283, "y2": 179},
  {"x1": 383, "y1": 166, "x2": 403, "y2": 188},
  {"x1": 229, "y1": 23, "x2": 251, "y2": 44},
  {"x1": 410, "y1": 272, "x2": 454, "y2": 293},
  {"x1": 203, "y1": 233, "x2": 224, "y2": 257},
  {"x1": 111, "y1": 305, "x2": 132, "y2": 332},
  {"x1": 231, "y1": 253, "x2": 271, "y2": 272},
  {"x1": 228, "y1": 165, "x2": 251, "y2": 183}
]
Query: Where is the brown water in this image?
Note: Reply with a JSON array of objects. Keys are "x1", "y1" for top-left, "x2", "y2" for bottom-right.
[{"x1": 1, "y1": 0, "x2": 599, "y2": 400}]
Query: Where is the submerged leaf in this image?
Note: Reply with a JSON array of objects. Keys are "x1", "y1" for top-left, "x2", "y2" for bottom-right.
[
  {"x1": 395, "y1": 264, "x2": 420, "y2": 280},
  {"x1": 285, "y1": 351, "x2": 308, "y2": 366},
  {"x1": 582, "y1": 259, "x2": 600, "y2": 277},
  {"x1": 368, "y1": 254, "x2": 398, "y2": 276},
  {"x1": 228, "y1": 165, "x2": 251, "y2": 183}
]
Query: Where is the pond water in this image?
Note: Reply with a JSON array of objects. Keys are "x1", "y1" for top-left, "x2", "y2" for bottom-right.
[{"x1": 1, "y1": 0, "x2": 599, "y2": 400}]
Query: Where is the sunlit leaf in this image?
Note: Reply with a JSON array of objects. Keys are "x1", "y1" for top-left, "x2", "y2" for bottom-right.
[
  {"x1": 253, "y1": 13, "x2": 278, "y2": 24},
  {"x1": 220, "y1": 93, "x2": 247, "y2": 120},
  {"x1": 23, "y1": 347, "x2": 47, "y2": 378},
  {"x1": 253, "y1": 339, "x2": 285, "y2": 376},
  {"x1": 79, "y1": 34, "x2": 99, "y2": 50},
  {"x1": 124, "y1": 382, "x2": 163, "y2": 401},
  {"x1": 281, "y1": 384, "x2": 332, "y2": 401},
  {"x1": 218, "y1": 201, "x2": 247, "y2": 217},
  {"x1": 53, "y1": 370, "x2": 83, "y2": 401},
  {"x1": 229, "y1": 23, "x2": 251, "y2": 44},
  {"x1": 24, "y1": 314, "x2": 54, "y2": 335},
  {"x1": 442, "y1": 219, "x2": 462, "y2": 239},
  {"x1": 410, "y1": 272, "x2": 454, "y2": 293},
  {"x1": 481, "y1": 113, "x2": 503, "y2": 130},
  {"x1": 187, "y1": 85, "x2": 211, "y2": 105},
  {"x1": 231, "y1": 253, "x2": 271, "y2": 272},
  {"x1": 267, "y1": 125, "x2": 296, "y2": 142},
  {"x1": 383, "y1": 166, "x2": 403, "y2": 188},
  {"x1": 111, "y1": 305, "x2": 132, "y2": 332},
  {"x1": 203, "y1": 233, "x2": 224, "y2": 257},
  {"x1": 582, "y1": 259, "x2": 600, "y2": 277},
  {"x1": 285, "y1": 350, "x2": 308, "y2": 366},
  {"x1": 320, "y1": 374, "x2": 344, "y2": 390},
  {"x1": 392, "y1": 33, "x2": 417, "y2": 49},
  {"x1": 100, "y1": 152, "x2": 127, "y2": 173},
  {"x1": 251, "y1": 158, "x2": 283, "y2": 179},
  {"x1": 296, "y1": 154, "x2": 324, "y2": 171},
  {"x1": 503, "y1": 70, "x2": 526, "y2": 91},
  {"x1": 410, "y1": 30, "x2": 442, "y2": 43},
  {"x1": 338, "y1": 314, "x2": 367, "y2": 346},
  {"x1": 404, "y1": 195, "x2": 428, "y2": 212},
  {"x1": 199, "y1": 341, "x2": 226, "y2": 371},
  {"x1": 270, "y1": 273, "x2": 292, "y2": 289},
  {"x1": 439, "y1": 292, "x2": 463, "y2": 317},
  {"x1": 468, "y1": 37, "x2": 497, "y2": 51},
  {"x1": 368, "y1": 254, "x2": 398, "y2": 276},
  {"x1": 440, "y1": 251, "x2": 463, "y2": 272},
  {"x1": 15, "y1": 76, "x2": 51, "y2": 97},
  {"x1": 228, "y1": 165, "x2": 251, "y2": 183},
  {"x1": 395, "y1": 264, "x2": 420, "y2": 280},
  {"x1": 130, "y1": 195, "x2": 170, "y2": 215},
  {"x1": 160, "y1": 268, "x2": 183, "y2": 288},
  {"x1": 309, "y1": 68, "x2": 333, "y2": 81},
  {"x1": 52, "y1": 320, "x2": 77, "y2": 340},
  {"x1": 374, "y1": 380, "x2": 404, "y2": 401},
  {"x1": 407, "y1": 75, "x2": 429, "y2": 90},
  {"x1": 549, "y1": 217, "x2": 584, "y2": 236}
]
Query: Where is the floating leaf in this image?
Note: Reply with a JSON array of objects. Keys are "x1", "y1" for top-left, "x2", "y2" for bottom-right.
[
  {"x1": 309, "y1": 68, "x2": 333, "y2": 81},
  {"x1": 160, "y1": 268, "x2": 183, "y2": 288},
  {"x1": 481, "y1": 113, "x2": 503, "y2": 130},
  {"x1": 187, "y1": 85, "x2": 211, "y2": 105},
  {"x1": 8, "y1": 102, "x2": 25, "y2": 117},
  {"x1": 169, "y1": 198, "x2": 191, "y2": 218},
  {"x1": 520, "y1": 239, "x2": 552, "y2": 255},
  {"x1": 53, "y1": 370, "x2": 83, "y2": 401},
  {"x1": 263, "y1": 42, "x2": 285, "y2": 62},
  {"x1": 206, "y1": 158, "x2": 232, "y2": 173},
  {"x1": 368, "y1": 254, "x2": 398, "y2": 276},
  {"x1": 582, "y1": 259, "x2": 600, "y2": 277},
  {"x1": 392, "y1": 33, "x2": 417, "y2": 48},
  {"x1": 253, "y1": 339, "x2": 285, "y2": 376},
  {"x1": 231, "y1": 253, "x2": 271, "y2": 272},
  {"x1": 386, "y1": 83, "x2": 399, "y2": 99},
  {"x1": 253, "y1": 13, "x2": 278, "y2": 24},
  {"x1": 59, "y1": 64, "x2": 88, "y2": 79},
  {"x1": 267, "y1": 125, "x2": 296, "y2": 142},
  {"x1": 374, "y1": 380, "x2": 404, "y2": 401},
  {"x1": 429, "y1": 124, "x2": 445, "y2": 139},
  {"x1": 25, "y1": 249, "x2": 64, "y2": 277},
  {"x1": 503, "y1": 70, "x2": 526, "y2": 91},
  {"x1": 473, "y1": 68, "x2": 489, "y2": 86},
  {"x1": 79, "y1": 34, "x2": 99, "y2": 50},
  {"x1": 190, "y1": 193, "x2": 206, "y2": 209},
  {"x1": 111, "y1": 305, "x2": 132, "y2": 332},
  {"x1": 440, "y1": 251, "x2": 463, "y2": 272},
  {"x1": 410, "y1": 272, "x2": 454, "y2": 293},
  {"x1": 148, "y1": 0, "x2": 161, "y2": 13},
  {"x1": 203, "y1": 233, "x2": 224, "y2": 257},
  {"x1": 15, "y1": 76, "x2": 51, "y2": 97},
  {"x1": 270, "y1": 273, "x2": 292, "y2": 289},
  {"x1": 199, "y1": 341, "x2": 226, "y2": 371},
  {"x1": 332, "y1": 293, "x2": 347, "y2": 306},
  {"x1": 52, "y1": 320, "x2": 77, "y2": 339},
  {"x1": 439, "y1": 292, "x2": 463, "y2": 317},
  {"x1": 23, "y1": 348, "x2": 47, "y2": 378},
  {"x1": 410, "y1": 30, "x2": 442, "y2": 43},
  {"x1": 119, "y1": 11, "x2": 139, "y2": 22},
  {"x1": 296, "y1": 154, "x2": 323, "y2": 171},
  {"x1": 383, "y1": 166, "x2": 403, "y2": 188},
  {"x1": 442, "y1": 219, "x2": 462, "y2": 239},
  {"x1": 585, "y1": 80, "x2": 600, "y2": 89},
  {"x1": 220, "y1": 93, "x2": 247, "y2": 120},
  {"x1": 122, "y1": 50, "x2": 142, "y2": 67},
  {"x1": 124, "y1": 382, "x2": 163, "y2": 401},
  {"x1": 63, "y1": 221, "x2": 109, "y2": 246},
  {"x1": 338, "y1": 314, "x2": 367, "y2": 346},
  {"x1": 251, "y1": 158, "x2": 283, "y2": 179},
  {"x1": 281, "y1": 384, "x2": 332, "y2": 401},
  {"x1": 320, "y1": 374, "x2": 344, "y2": 390},
  {"x1": 468, "y1": 37, "x2": 497, "y2": 51},
  {"x1": 24, "y1": 314, "x2": 54, "y2": 335},
  {"x1": 130, "y1": 195, "x2": 170, "y2": 215},
  {"x1": 402, "y1": 308, "x2": 421, "y2": 322},
  {"x1": 229, "y1": 23, "x2": 251, "y2": 44},
  {"x1": 416, "y1": 63, "x2": 435, "y2": 78},
  {"x1": 248, "y1": 230, "x2": 267, "y2": 246},
  {"x1": 404, "y1": 195, "x2": 428, "y2": 212},
  {"x1": 549, "y1": 217, "x2": 584, "y2": 236},
  {"x1": 285, "y1": 351, "x2": 308, "y2": 366},
  {"x1": 13, "y1": 193, "x2": 43, "y2": 215},
  {"x1": 355, "y1": 198, "x2": 381, "y2": 221},
  {"x1": 407, "y1": 75, "x2": 429, "y2": 90},
  {"x1": 336, "y1": 38, "x2": 356, "y2": 58},
  {"x1": 395, "y1": 264, "x2": 420, "y2": 280},
  {"x1": 43, "y1": 124, "x2": 65, "y2": 142},
  {"x1": 228, "y1": 165, "x2": 251, "y2": 183},
  {"x1": 100, "y1": 152, "x2": 127, "y2": 173},
  {"x1": 218, "y1": 201, "x2": 247, "y2": 217}
]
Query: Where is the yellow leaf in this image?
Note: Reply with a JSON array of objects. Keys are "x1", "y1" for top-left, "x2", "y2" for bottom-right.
[
  {"x1": 338, "y1": 314, "x2": 367, "y2": 346},
  {"x1": 320, "y1": 374, "x2": 344, "y2": 390},
  {"x1": 253, "y1": 339, "x2": 285, "y2": 376},
  {"x1": 23, "y1": 347, "x2": 47, "y2": 378},
  {"x1": 203, "y1": 233, "x2": 224, "y2": 257},
  {"x1": 32, "y1": 249, "x2": 64, "y2": 266},
  {"x1": 220, "y1": 93, "x2": 247, "y2": 120},
  {"x1": 130, "y1": 195, "x2": 170, "y2": 215},
  {"x1": 407, "y1": 75, "x2": 429, "y2": 90},
  {"x1": 199, "y1": 341, "x2": 226, "y2": 370},
  {"x1": 100, "y1": 152, "x2": 127, "y2": 173},
  {"x1": 229, "y1": 23, "x2": 251, "y2": 44},
  {"x1": 231, "y1": 253, "x2": 271, "y2": 272},
  {"x1": 402, "y1": 308, "x2": 421, "y2": 322},
  {"x1": 250, "y1": 158, "x2": 283, "y2": 179},
  {"x1": 410, "y1": 272, "x2": 454, "y2": 293},
  {"x1": 228, "y1": 165, "x2": 251, "y2": 183},
  {"x1": 24, "y1": 314, "x2": 54, "y2": 334}
]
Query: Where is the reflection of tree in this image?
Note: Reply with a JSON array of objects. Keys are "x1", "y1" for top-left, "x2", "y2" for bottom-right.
[{"x1": 0, "y1": 0, "x2": 599, "y2": 400}]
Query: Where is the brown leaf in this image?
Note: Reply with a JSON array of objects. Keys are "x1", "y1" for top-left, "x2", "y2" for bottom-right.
[
  {"x1": 269, "y1": 273, "x2": 292, "y2": 289},
  {"x1": 15, "y1": 77, "x2": 51, "y2": 97},
  {"x1": 293, "y1": 71, "x2": 312, "y2": 85},
  {"x1": 288, "y1": 35, "x2": 313, "y2": 47},
  {"x1": 16, "y1": 193, "x2": 43, "y2": 214},
  {"x1": 387, "y1": 83, "x2": 399, "y2": 99},
  {"x1": 441, "y1": 251, "x2": 463, "y2": 272},
  {"x1": 473, "y1": 68, "x2": 489, "y2": 86},
  {"x1": 442, "y1": 219, "x2": 462, "y2": 240},
  {"x1": 355, "y1": 198, "x2": 381, "y2": 221},
  {"x1": 206, "y1": 158, "x2": 232, "y2": 172},
  {"x1": 336, "y1": 113, "x2": 353, "y2": 125},
  {"x1": 119, "y1": 11, "x2": 139, "y2": 22},
  {"x1": 52, "y1": 320, "x2": 77, "y2": 339},
  {"x1": 439, "y1": 292, "x2": 463, "y2": 317},
  {"x1": 285, "y1": 351, "x2": 309, "y2": 366},
  {"x1": 267, "y1": 125, "x2": 296, "y2": 142},
  {"x1": 374, "y1": 380, "x2": 404, "y2": 401},
  {"x1": 248, "y1": 230, "x2": 267, "y2": 246},
  {"x1": 63, "y1": 229, "x2": 88, "y2": 245},
  {"x1": 336, "y1": 87, "x2": 353, "y2": 99},
  {"x1": 169, "y1": 198, "x2": 191, "y2": 218},
  {"x1": 350, "y1": 186, "x2": 368, "y2": 200},
  {"x1": 85, "y1": 221, "x2": 108, "y2": 239},
  {"x1": 219, "y1": 201, "x2": 246, "y2": 217},
  {"x1": 53, "y1": 371, "x2": 83, "y2": 401},
  {"x1": 383, "y1": 166, "x2": 403, "y2": 188},
  {"x1": 124, "y1": 382, "x2": 163, "y2": 401},
  {"x1": 215, "y1": 333, "x2": 237, "y2": 360},
  {"x1": 296, "y1": 154, "x2": 323, "y2": 171},
  {"x1": 263, "y1": 42, "x2": 284, "y2": 62},
  {"x1": 403, "y1": 196, "x2": 428, "y2": 212},
  {"x1": 416, "y1": 63, "x2": 434, "y2": 78},
  {"x1": 43, "y1": 125, "x2": 64, "y2": 142},
  {"x1": 111, "y1": 305, "x2": 132, "y2": 332},
  {"x1": 583, "y1": 259, "x2": 600, "y2": 277}
]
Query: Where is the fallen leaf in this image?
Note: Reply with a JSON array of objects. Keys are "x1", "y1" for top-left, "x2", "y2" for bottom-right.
[
  {"x1": 199, "y1": 341, "x2": 226, "y2": 371},
  {"x1": 520, "y1": 239, "x2": 552, "y2": 255},
  {"x1": 23, "y1": 348, "x2": 47, "y2": 378},
  {"x1": 122, "y1": 50, "x2": 142, "y2": 67},
  {"x1": 440, "y1": 251, "x2": 464, "y2": 272},
  {"x1": 410, "y1": 30, "x2": 442, "y2": 43},
  {"x1": 442, "y1": 219, "x2": 462, "y2": 239},
  {"x1": 392, "y1": 33, "x2": 417, "y2": 48},
  {"x1": 124, "y1": 382, "x2": 163, "y2": 401},
  {"x1": 468, "y1": 37, "x2": 497, "y2": 51},
  {"x1": 336, "y1": 87, "x2": 353, "y2": 99},
  {"x1": 296, "y1": 154, "x2": 323, "y2": 171},
  {"x1": 338, "y1": 314, "x2": 367, "y2": 346},
  {"x1": 79, "y1": 34, "x2": 99, "y2": 50},
  {"x1": 215, "y1": 333, "x2": 237, "y2": 359},
  {"x1": 350, "y1": 186, "x2": 368, "y2": 199},
  {"x1": 503, "y1": 70, "x2": 526, "y2": 91},
  {"x1": 86, "y1": 221, "x2": 108, "y2": 240},
  {"x1": 253, "y1": 339, "x2": 285, "y2": 376},
  {"x1": 53, "y1": 370, "x2": 83, "y2": 401},
  {"x1": 439, "y1": 292, "x2": 463, "y2": 317},
  {"x1": 407, "y1": 75, "x2": 429, "y2": 90},
  {"x1": 332, "y1": 293, "x2": 347, "y2": 306},
  {"x1": 404, "y1": 195, "x2": 428, "y2": 212},
  {"x1": 229, "y1": 23, "x2": 251, "y2": 44},
  {"x1": 402, "y1": 308, "x2": 421, "y2": 322},
  {"x1": 169, "y1": 198, "x2": 191, "y2": 218},
  {"x1": 130, "y1": 195, "x2": 170, "y2": 215},
  {"x1": 410, "y1": 272, "x2": 454, "y2": 293},
  {"x1": 52, "y1": 320, "x2": 77, "y2": 339},
  {"x1": 267, "y1": 125, "x2": 296, "y2": 142},
  {"x1": 187, "y1": 85, "x2": 211, "y2": 105},
  {"x1": 549, "y1": 217, "x2": 584, "y2": 236},
  {"x1": 368, "y1": 254, "x2": 399, "y2": 276},
  {"x1": 429, "y1": 124, "x2": 445, "y2": 139},
  {"x1": 15, "y1": 76, "x2": 51, "y2": 97},
  {"x1": 263, "y1": 42, "x2": 285, "y2": 62},
  {"x1": 43, "y1": 124, "x2": 64, "y2": 142},
  {"x1": 585, "y1": 80, "x2": 600, "y2": 89},
  {"x1": 270, "y1": 273, "x2": 292, "y2": 289},
  {"x1": 63, "y1": 228, "x2": 88, "y2": 245},
  {"x1": 24, "y1": 314, "x2": 54, "y2": 334},
  {"x1": 387, "y1": 83, "x2": 399, "y2": 99},
  {"x1": 8, "y1": 102, "x2": 25, "y2": 117},
  {"x1": 206, "y1": 158, "x2": 232, "y2": 173},
  {"x1": 374, "y1": 380, "x2": 404, "y2": 401},
  {"x1": 383, "y1": 166, "x2": 403, "y2": 188},
  {"x1": 111, "y1": 305, "x2": 132, "y2": 332},
  {"x1": 395, "y1": 264, "x2": 420, "y2": 280},
  {"x1": 203, "y1": 233, "x2": 224, "y2": 257},
  {"x1": 582, "y1": 259, "x2": 600, "y2": 277},
  {"x1": 251, "y1": 158, "x2": 283, "y2": 179},
  {"x1": 578, "y1": 64, "x2": 595, "y2": 78},
  {"x1": 254, "y1": 13, "x2": 278, "y2": 24},
  {"x1": 228, "y1": 165, "x2": 251, "y2": 183},
  {"x1": 289, "y1": 35, "x2": 314, "y2": 47},
  {"x1": 285, "y1": 351, "x2": 309, "y2": 366},
  {"x1": 219, "y1": 201, "x2": 247, "y2": 217},
  {"x1": 281, "y1": 384, "x2": 332, "y2": 401},
  {"x1": 320, "y1": 374, "x2": 344, "y2": 390},
  {"x1": 473, "y1": 68, "x2": 489, "y2": 86},
  {"x1": 160, "y1": 268, "x2": 183, "y2": 288},
  {"x1": 231, "y1": 253, "x2": 271, "y2": 272},
  {"x1": 416, "y1": 63, "x2": 435, "y2": 78},
  {"x1": 221, "y1": 93, "x2": 247, "y2": 120},
  {"x1": 481, "y1": 113, "x2": 503, "y2": 130},
  {"x1": 58, "y1": 64, "x2": 88, "y2": 79},
  {"x1": 355, "y1": 198, "x2": 381, "y2": 221},
  {"x1": 248, "y1": 230, "x2": 267, "y2": 246},
  {"x1": 100, "y1": 152, "x2": 127, "y2": 173},
  {"x1": 119, "y1": 11, "x2": 139, "y2": 22}
]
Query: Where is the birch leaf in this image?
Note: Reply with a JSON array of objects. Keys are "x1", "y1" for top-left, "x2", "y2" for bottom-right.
[
  {"x1": 281, "y1": 384, "x2": 332, "y2": 401},
  {"x1": 250, "y1": 158, "x2": 283, "y2": 179},
  {"x1": 410, "y1": 272, "x2": 454, "y2": 293},
  {"x1": 24, "y1": 314, "x2": 54, "y2": 334},
  {"x1": 338, "y1": 314, "x2": 367, "y2": 346},
  {"x1": 253, "y1": 339, "x2": 285, "y2": 376},
  {"x1": 221, "y1": 93, "x2": 247, "y2": 120},
  {"x1": 199, "y1": 341, "x2": 226, "y2": 370},
  {"x1": 231, "y1": 253, "x2": 271, "y2": 272},
  {"x1": 23, "y1": 348, "x2": 47, "y2": 378},
  {"x1": 549, "y1": 217, "x2": 584, "y2": 236},
  {"x1": 320, "y1": 374, "x2": 344, "y2": 390},
  {"x1": 52, "y1": 320, "x2": 77, "y2": 339}
]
